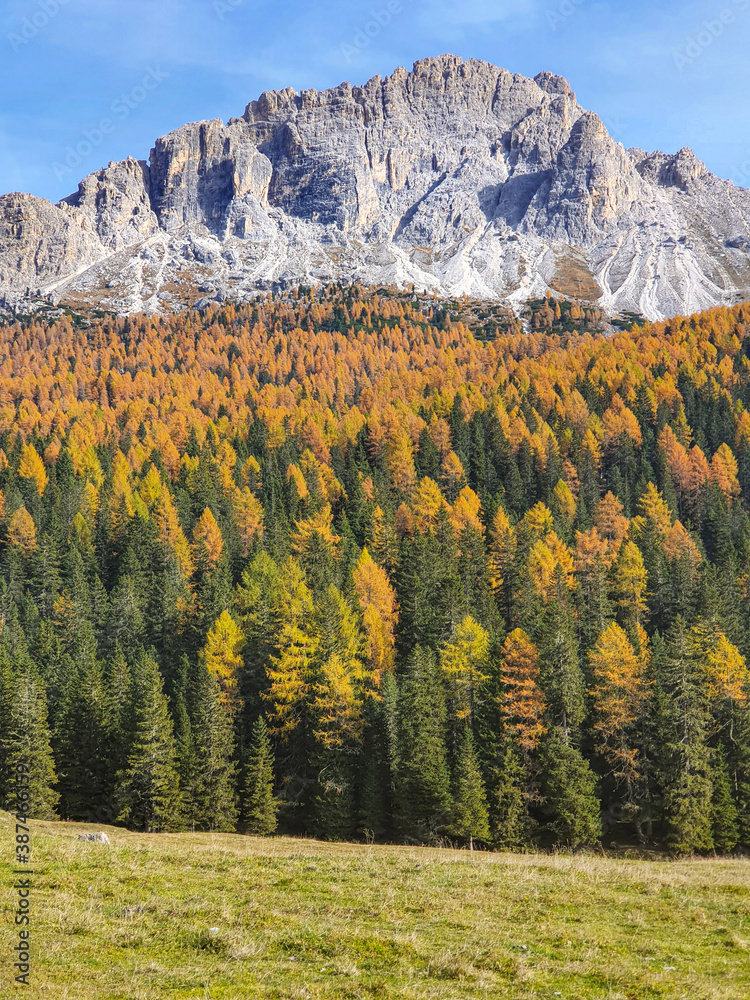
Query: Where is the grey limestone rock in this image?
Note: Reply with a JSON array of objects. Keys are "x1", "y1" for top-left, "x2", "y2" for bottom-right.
[{"x1": 2, "y1": 54, "x2": 750, "y2": 320}]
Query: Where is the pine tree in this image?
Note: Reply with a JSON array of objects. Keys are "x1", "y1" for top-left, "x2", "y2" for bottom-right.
[
  {"x1": 358, "y1": 670, "x2": 399, "y2": 841},
  {"x1": 115, "y1": 654, "x2": 182, "y2": 832},
  {"x1": 395, "y1": 646, "x2": 451, "y2": 842},
  {"x1": 660, "y1": 618, "x2": 714, "y2": 855},
  {"x1": 450, "y1": 727, "x2": 490, "y2": 848},
  {"x1": 242, "y1": 716, "x2": 278, "y2": 835},
  {"x1": 537, "y1": 594, "x2": 585, "y2": 738},
  {"x1": 487, "y1": 739, "x2": 527, "y2": 850},
  {"x1": 540, "y1": 727, "x2": 601, "y2": 848},
  {"x1": 173, "y1": 685, "x2": 199, "y2": 830},
  {"x1": 190, "y1": 661, "x2": 238, "y2": 832},
  {"x1": 56, "y1": 659, "x2": 111, "y2": 822},
  {"x1": 711, "y1": 747, "x2": 739, "y2": 854},
  {"x1": 104, "y1": 649, "x2": 132, "y2": 784},
  {"x1": 1, "y1": 668, "x2": 59, "y2": 819}
]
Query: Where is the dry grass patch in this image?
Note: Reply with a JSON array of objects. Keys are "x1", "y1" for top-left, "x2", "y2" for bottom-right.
[{"x1": 1, "y1": 810, "x2": 749, "y2": 998}]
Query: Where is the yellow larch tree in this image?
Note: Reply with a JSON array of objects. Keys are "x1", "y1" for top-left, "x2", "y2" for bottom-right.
[
  {"x1": 192, "y1": 507, "x2": 224, "y2": 568},
  {"x1": 589, "y1": 623, "x2": 649, "y2": 809},
  {"x1": 439, "y1": 615, "x2": 491, "y2": 722},
  {"x1": 7, "y1": 506, "x2": 37, "y2": 556},
  {"x1": 498, "y1": 628, "x2": 546, "y2": 754},
  {"x1": 352, "y1": 547, "x2": 398, "y2": 686},
  {"x1": 201, "y1": 609, "x2": 245, "y2": 716},
  {"x1": 18, "y1": 443, "x2": 47, "y2": 496}
]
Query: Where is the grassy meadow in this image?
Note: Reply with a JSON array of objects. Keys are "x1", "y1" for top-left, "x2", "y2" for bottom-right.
[{"x1": 1, "y1": 810, "x2": 749, "y2": 999}]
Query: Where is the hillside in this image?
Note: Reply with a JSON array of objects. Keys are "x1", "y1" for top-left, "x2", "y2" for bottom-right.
[
  {"x1": 2, "y1": 291, "x2": 750, "y2": 858},
  {"x1": 2, "y1": 55, "x2": 750, "y2": 318},
  {"x1": 1, "y1": 811, "x2": 749, "y2": 999}
]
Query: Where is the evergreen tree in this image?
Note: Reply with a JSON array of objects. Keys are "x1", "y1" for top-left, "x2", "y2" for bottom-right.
[
  {"x1": 56, "y1": 659, "x2": 111, "y2": 822},
  {"x1": 395, "y1": 646, "x2": 451, "y2": 842},
  {"x1": 190, "y1": 661, "x2": 238, "y2": 832},
  {"x1": 537, "y1": 593, "x2": 585, "y2": 738},
  {"x1": 173, "y1": 685, "x2": 199, "y2": 830},
  {"x1": 487, "y1": 739, "x2": 527, "y2": 850},
  {"x1": 661, "y1": 619, "x2": 714, "y2": 855},
  {"x1": 242, "y1": 716, "x2": 278, "y2": 835},
  {"x1": 540, "y1": 727, "x2": 601, "y2": 848},
  {"x1": 450, "y1": 727, "x2": 490, "y2": 848},
  {"x1": 0, "y1": 645, "x2": 13, "y2": 806},
  {"x1": 115, "y1": 654, "x2": 182, "y2": 832},
  {"x1": 358, "y1": 671, "x2": 399, "y2": 840},
  {"x1": 711, "y1": 747, "x2": 739, "y2": 854},
  {"x1": 1, "y1": 668, "x2": 59, "y2": 819}
]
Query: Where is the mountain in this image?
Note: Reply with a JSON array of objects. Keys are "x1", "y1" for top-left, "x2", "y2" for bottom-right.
[{"x1": 2, "y1": 54, "x2": 750, "y2": 319}]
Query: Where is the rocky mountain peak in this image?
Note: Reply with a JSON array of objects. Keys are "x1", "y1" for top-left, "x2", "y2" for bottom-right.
[{"x1": 1, "y1": 54, "x2": 749, "y2": 319}]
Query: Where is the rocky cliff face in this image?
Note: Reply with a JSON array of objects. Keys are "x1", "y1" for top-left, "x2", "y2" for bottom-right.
[{"x1": 2, "y1": 54, "x2": 750, "y2": 319}]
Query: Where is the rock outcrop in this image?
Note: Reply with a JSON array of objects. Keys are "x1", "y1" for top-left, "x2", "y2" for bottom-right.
[{"x1": 2, "y1": 54, "x2": 750, "y2": 319}]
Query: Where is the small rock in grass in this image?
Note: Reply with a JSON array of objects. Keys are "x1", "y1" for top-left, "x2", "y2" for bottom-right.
[{"x1": 78, "y1": 832, "x2": 110, "y2": 844}]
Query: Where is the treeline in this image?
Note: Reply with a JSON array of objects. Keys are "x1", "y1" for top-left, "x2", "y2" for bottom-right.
[{"x1": 1, "y1": 288, "x2": 750, "y2": 854}]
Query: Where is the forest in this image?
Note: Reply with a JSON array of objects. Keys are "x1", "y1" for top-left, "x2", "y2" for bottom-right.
[{"x1": 1, "y1": 286, "x2": 750, "y2": 856}]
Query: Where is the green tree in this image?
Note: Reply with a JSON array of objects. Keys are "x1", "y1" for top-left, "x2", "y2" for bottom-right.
[
  {"x1": 711, "y1": 747, "x2": 739, "y2": 854},
  {"x1": 115, "y1": 654, "x2": 182, "y2": 832},
  {"x1": 450, "y1": 727, "x2": 490, "y2": 848},
  {"x1": 242, "y1": 716, "x2": 278, "y2": 835},
  {"x1": 358, "y1": 671, "x2": 399, "y2": 841},
  {"x1": 487, "y1": 739, "x2": 527, "y2": 850},
  {"x1": 190, "y1": 661, "x2": 238, "y2": 832},
  {"x1": 56, "y1": 659, "x2": 111, "y2": 822},
  {"x1": 540, "y1": 727, "x2": 601, "y2": 848},
  {"x1": 537, "y1": 593, "x2": 585, "y2": 738},
  {"x1": 660, "y1": 619, "x2": 714, "y2": 855},
  {"x1": 2, "y1": 668, "x2": 59, "y2": 820},
  {"x1": 395, "y1": 646, "x2": 451, "y2": 842}
]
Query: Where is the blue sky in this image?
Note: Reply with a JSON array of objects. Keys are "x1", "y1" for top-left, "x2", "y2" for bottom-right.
[{"x1": 2, "y1": 0, "x2": 750, "y2": 202}]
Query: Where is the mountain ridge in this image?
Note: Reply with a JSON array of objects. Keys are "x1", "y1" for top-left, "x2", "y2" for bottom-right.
[{"x1": 2, "y1": 54, "x2": 750, "y2": 319}]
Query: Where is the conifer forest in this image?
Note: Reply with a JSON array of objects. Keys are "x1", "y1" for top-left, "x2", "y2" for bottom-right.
[{"x1": 2, "y1": 287, "x2": 750, "y2": 857}]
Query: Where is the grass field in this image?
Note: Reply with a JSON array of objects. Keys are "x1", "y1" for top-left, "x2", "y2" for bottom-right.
[{"x1": 1, "y1": 811, "x2": 749, "y2": 999}]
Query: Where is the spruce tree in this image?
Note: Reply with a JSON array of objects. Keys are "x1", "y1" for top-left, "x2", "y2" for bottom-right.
[
  {"x1": 487, "y1": 739, "x2": 527, "y2": 850},
  {"x1": 115, "y1": 654, "x2": 182, "y2": 832},
  {"x1": 242, "y1": 716, "x2": 278, "y2": 835},
  {"x1": 661, "y1": 618, "x2": 714, "y2": 854},
  {"x1": 537, "y1": 593, "x2": 585, "y2": 738},
  {"x1": 540, "y1": 727, "x2": 601, "y2": 848},
  {"x1": 1, "y1": 669, "x2": 59, "y2": 819},
  {"x1": 173, "y1": 686, "x2": 199, "y2": 830},
  {"x1": 190, "y1": 661, "x2": 238, "y2": 832},
  {"x1": 711, "y1": 748, "x2": 739, "y2": 854},
  {"x1": 56, "y1": 659, "x2": 111, "y2": 822},
  {"x1": 729, "y1": 705, "x2": 750, "y2": 849},
  {"x1": 450, "y1": 727, "x2": 490, "y2": 848},
  {"x1": 105, "y1": 649, "x2": 132, "y2": 785},
  {"x1": 358, "y1": 672, "x2": 399, "y2": 840},
  {"x1": 395, "y1": 646, "x2": 451, "y2": 842}
]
